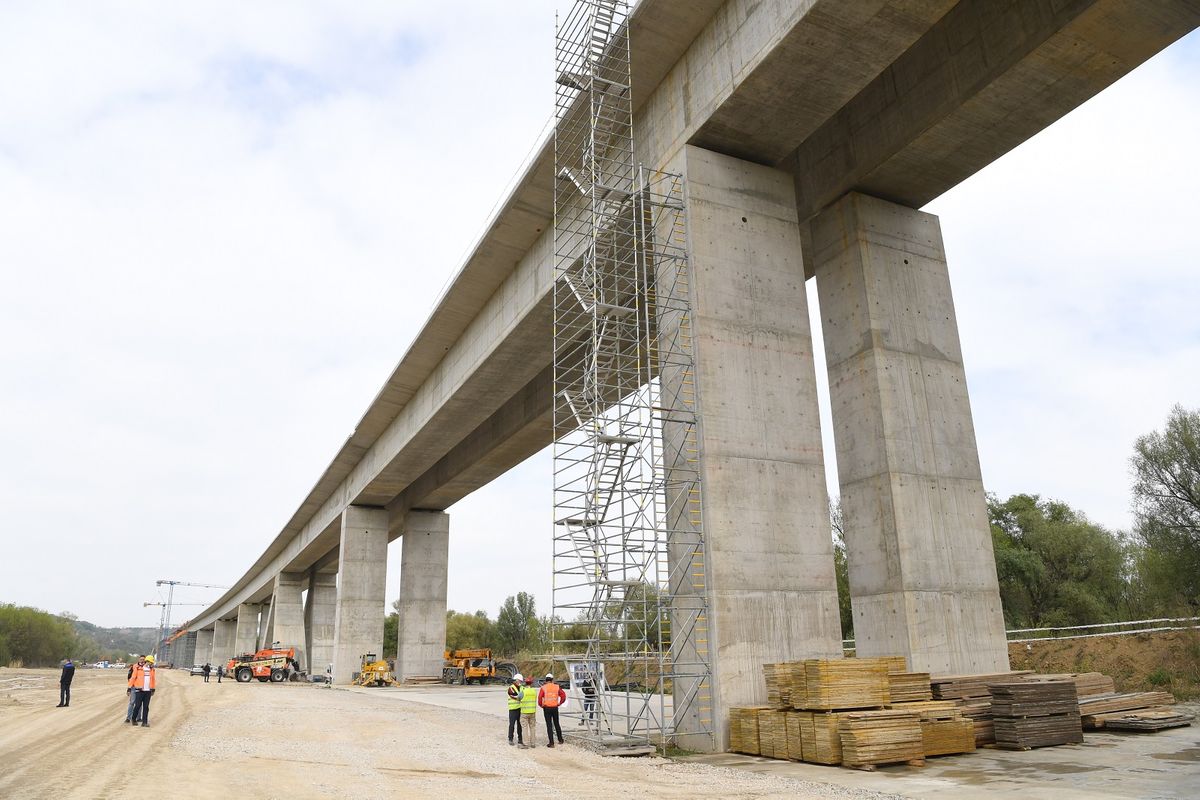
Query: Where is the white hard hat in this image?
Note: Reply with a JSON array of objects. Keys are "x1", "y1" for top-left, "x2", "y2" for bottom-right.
[
  {"x1": 545, "y1": 673, "x2": 554, "y2": 680},
  {"x1": 513, "y1": 673, "x2": 523, "y2": 682}
]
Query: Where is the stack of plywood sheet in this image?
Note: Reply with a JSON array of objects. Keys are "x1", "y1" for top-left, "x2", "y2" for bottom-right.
[
  {"x1": 1078, "y1": 691, "x2": 1177, "y2": 729},
  {"x1": 795, "y1": 659, "x2": 891, "y2": 711},
  {"x1": 757, "y1": 709, "x2": 787, "y2": 758},
  {"x1": 888, "y1": 700, "x2": 975, "y2": 757},
  {"x1": 989, "y1": 681, "x2": 1083, "y2": 749},
  {"x1": 784, "y1": 711, "x2": 805, "y2": 761},
  {"x1": 762, "y1": 663, "x2": 792, "y2": 708},
  {"x1": 1101, "y1": 708, "x2": 1193, "y2": 732},
  {"x1": 931, "y1": 671, "x2": 1031, "y2": 746},
  {"x1": 794, "y1": 711, "x2": 843, "y2": 764},
  {"x1": 888, "y1": 672, "x2": 933, "y2": 703},
  {"x1": 728, "y1": 707, "x2": 765, "y2": 755},
  {"x1": 838, "y1": 710, "x2": 924, "y2": 769},
  {"x1": 1023, "y1": 672, "x2": 1115, "y2": 697}
]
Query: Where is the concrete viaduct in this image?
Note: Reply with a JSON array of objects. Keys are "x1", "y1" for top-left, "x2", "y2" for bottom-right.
[{"x1": 181, "y1": 0, "x2": 1199, "y2": 749}]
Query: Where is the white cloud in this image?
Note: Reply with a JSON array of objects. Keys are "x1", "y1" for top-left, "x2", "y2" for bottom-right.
[{"x1": 0, "y1": 6, "x2": 1195, "y2": 630}]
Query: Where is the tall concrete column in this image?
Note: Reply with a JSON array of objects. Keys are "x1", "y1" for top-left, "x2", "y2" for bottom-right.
[
  {"x1": 256, "y1": 599, "x2": 273, "y2": 650},
  {"x1": 671, "y1": 145, "x2": 843, "y2": 750},
  {"x1": 213, "y1": 618, "x2": 237, "y2": 663},
  {"x1": 195, "y1": 628, "x2": 215, "y2": 666},
  {"x1": 233, "y1": 603, "x2": 261, "y2": 656},
  {"x1": 331, "y1": 505, "x2": 388, "y2": 684},
  {"x1": 304, "y1": 571, "x2": 337, "y2": 675},
  {"x1": 810, "y1": 191, "x2": 1008, "y2": 674},
  {"x1": 267, "y1": 572, "x2": 307, "y2": 669},
  {"x1": 395, "y1": 511, "x2": 449, "y2": 681}
]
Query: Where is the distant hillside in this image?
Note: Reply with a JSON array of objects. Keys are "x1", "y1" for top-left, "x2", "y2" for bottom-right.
[{"x1": 71, "y1": 618, "x2": 157, "y2": 657}]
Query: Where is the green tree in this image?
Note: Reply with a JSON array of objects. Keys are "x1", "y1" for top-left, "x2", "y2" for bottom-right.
[
  {"x1": 829, "y1": 499, "x2": 854, "y2": 640},
  {"x1": 987, "y1": 494, "x2": 1130, "y2": 627},
  {"x1": 1131, "y1": 405, "x2": 1200, "y2": 613},
  {"x1": 494, "y1": 592, "x2": 538, "y2": 655},
  {"x1": 445, "y1": 610, "x2": 494, "y2": 651}
]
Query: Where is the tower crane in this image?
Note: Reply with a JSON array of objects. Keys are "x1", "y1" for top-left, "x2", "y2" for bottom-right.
[{"x1": 152, "y1": 580, "x2": 230, "y2": 658}]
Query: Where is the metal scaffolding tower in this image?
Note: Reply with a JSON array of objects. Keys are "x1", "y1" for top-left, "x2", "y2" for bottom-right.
[{"x1": 552, "y1": 0, "x2": 713, "y2": 752}]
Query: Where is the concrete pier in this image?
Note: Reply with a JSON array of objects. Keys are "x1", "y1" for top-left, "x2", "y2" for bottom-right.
[
  {"x1": 266, "y1": 572, "x2": 307, "y2": 668},
  {"x1": 304, "y1": 571, "x2": 337, "y2": 676},
  {"x1": 674, "y1": 145, "x2": 843, "y2": 747},
  {"x1": 395, "y1": 511, "x2": 449, "y2": 681},
  {"x1": 233, "y1": 603, "x2": 260, "y2": 657},
  {"x1": 195, "y1": 628, "x2": 214, "y2": 666},
  {"x1": 331, "y1": 505, "x2": 388, "y2": 684},
  {"x1": 811, "y1": 192, "x2": 1008, "y2": 674},
  {"x1": 213, "y1": 618, "x2": 236, "y2": 664}
]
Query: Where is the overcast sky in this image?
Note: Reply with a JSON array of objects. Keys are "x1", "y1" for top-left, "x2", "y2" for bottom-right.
[{"x1": 1, "y1": 4, "x2": 1196, "y2": 630}]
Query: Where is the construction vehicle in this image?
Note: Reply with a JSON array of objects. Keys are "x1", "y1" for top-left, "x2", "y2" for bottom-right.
[
  {"x1": 442, "y1": 648, "x2": 518, "y2": 685},
  {"x1": 225, "y1": 646, "x2": 305, "y2": 683},
  {"x1": 354, "y1": 653, "x2": 400, "y2": 687}
]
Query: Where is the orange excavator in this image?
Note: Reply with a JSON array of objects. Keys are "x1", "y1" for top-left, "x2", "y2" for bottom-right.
[{"x1": 226, "y1": 646, "x2": 305, "y2": 683}]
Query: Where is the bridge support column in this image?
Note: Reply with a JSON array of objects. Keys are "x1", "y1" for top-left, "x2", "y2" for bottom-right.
[
  {"x1": 213, "y1": 618, "x2": 237, "y2": 663},
  {"x1": 256, "y1": 598, "x2": 272, "y2": 650},
  {"x1": 195, "y1": 628, "x2": 214, "y2": 666},
  {"x1": 811, "y1": 191, "x2": 1008, "y2": 674},
  {"x1": 233, "y1": 603, "x2": 260, "y2": 656},
  {"x1": 267, "y1": 572, "x2": 307, "y2": 670},
  {"x1": 331, "y1": 505, "x2": 388, "y2": 685},
  {"x1": 672, "y1": 145, "x2": 843, "y2": 751},
  {"x1": 395, "y1": 511, "x2": 449, "y2": 681},
  {"x1": 304, "y1": 571, "x2": 337, "y2": 676}
]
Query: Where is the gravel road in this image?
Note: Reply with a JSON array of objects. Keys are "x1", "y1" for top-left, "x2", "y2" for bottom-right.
[{"x1": 0, "y1": 667, "x2": 901, "y2": 799}]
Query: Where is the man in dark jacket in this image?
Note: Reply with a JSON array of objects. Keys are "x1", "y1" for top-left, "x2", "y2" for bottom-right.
[{"x1": 56, "y1": 658, "x2": 75, "y2": 707}]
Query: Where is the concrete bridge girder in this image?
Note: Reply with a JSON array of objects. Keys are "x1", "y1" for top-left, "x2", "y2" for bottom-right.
[{"x1": 181, "y1": 0, "x2": 1200, "y2": 747}]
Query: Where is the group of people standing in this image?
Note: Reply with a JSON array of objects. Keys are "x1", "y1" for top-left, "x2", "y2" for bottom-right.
[
  {"x1": 506, "y1": 671, "x2": 597, "y2": 748},
  {"x1": 124, "y1": 654, "x2": 157, "y2": 726}
]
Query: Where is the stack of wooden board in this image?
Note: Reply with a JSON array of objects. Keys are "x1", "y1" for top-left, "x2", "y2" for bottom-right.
[
  {"x1": 989, "y1": 681, "x2": 1083, "y2": 749},
  {"x1": 728, "y1": 706, "x2": 765, "y2": 755},
  {"x1": 1023, "y1": 671, "x2": 1115, "y2": 697},
  {"x1": 757, "y1": 709, "x2": 788, "y2": 758},
  {"x1": 1078, "y1": 691, "x2": 1177, "y2": 729},
  {"x1": 784, "y1": 711, "x2": 804, "y2": 760},
  {"x1": 1101, "y1": 708, "x2": 1193, "y2": 732},
  {"x1": 838, "y1": 710, "x2": 924, "y2": 769},
  {"x1": 888, "y1": 672, "x2": 933, "y2": 703},
  {"x1": 931, "y1": 671, "x2": 1031, "y2": 745},
  {"x1": 794, "y1": 711, "x2": 843, "y2": 764},
  {"x1": 887, "y1": 700, "x2": 976, "y2": 757},
  {"x1": 795, "y1": 659, "x2": 891, "y2": 710},
  {"x1": 762, "y1": 663, "x2": 792, "y2": 708}
]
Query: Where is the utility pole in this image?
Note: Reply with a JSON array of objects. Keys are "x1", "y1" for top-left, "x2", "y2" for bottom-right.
[{"x1": 152, "y1": 580, "x2": 228, "y2": 659}]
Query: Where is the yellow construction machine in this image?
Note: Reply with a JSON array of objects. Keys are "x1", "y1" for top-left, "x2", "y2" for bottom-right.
[
  {"x1": 354, "y1": 653, "x2": 399, "y2": 687},
  {"x1": 442, "y1": 648, "x2": 518, "y2": 685}
]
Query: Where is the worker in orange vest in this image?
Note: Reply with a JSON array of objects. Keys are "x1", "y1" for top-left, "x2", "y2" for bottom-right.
[
  {"x1": 537, "y1": 672, "x2": 567, "y2": 747},
  {"x1": 128, "y1": 654, "x2": 157, "y2": 727}
]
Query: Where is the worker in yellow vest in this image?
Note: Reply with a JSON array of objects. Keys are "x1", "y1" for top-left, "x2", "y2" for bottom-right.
[
  {"x1": 519, "y1": 674, "x2": 538, "y2": 748},
  {"x1": 128, "y1": 654, "x2": 157, "y2": 728},
  {"x1": 506, "y1": 673, "x2": 525, "y2": 747}
]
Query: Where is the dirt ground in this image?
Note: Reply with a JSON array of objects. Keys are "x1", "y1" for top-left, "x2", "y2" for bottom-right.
[
  {"x1": 0, "y1": 667, "x2": 897, "y2": 800},
  {"x1": 1008, "y1": 629, "x2": 1200, "y2": 698}
]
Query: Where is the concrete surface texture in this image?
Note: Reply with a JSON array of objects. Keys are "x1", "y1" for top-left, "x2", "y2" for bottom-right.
[
  {"x1": 232, "y1": 603, "x2": 260, "y2": 657},
  {"x1": 212, "y1": 617, "x2": 235, "y2": 664},
  {"x1": 395, "y1": 511, "x2": 450, "y2": 681},
  {"x1": 303, "y1": 571, "x2": 337, "y2": 675},
  {"x1": 178, "y1": 0, "x2": 1200, "y2": 752},
  {"x1": 678, "y1": 144, "x2": 843, "y2": 746},
  {"x1": 811, "y1": 192, "x2": 1007, "y2": 674},
  {"x1": 194, "y1": 628, "x2": 214, "y2": 666},
  {"x1": 266, "y1": 572, "x2": 307, "y2": 668},
  {"x1": 330, "y1": 505, "x2": 388, "y2": 684}
]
